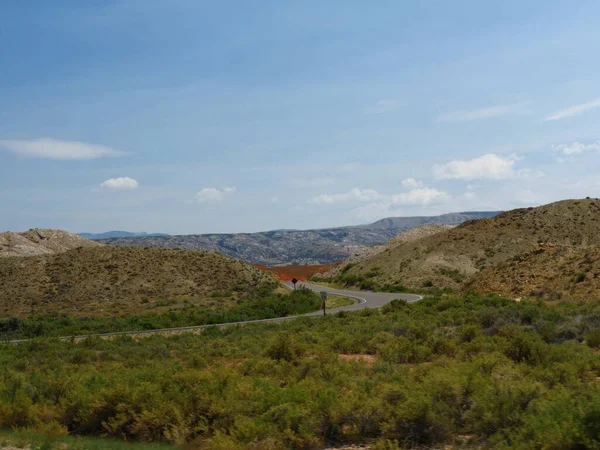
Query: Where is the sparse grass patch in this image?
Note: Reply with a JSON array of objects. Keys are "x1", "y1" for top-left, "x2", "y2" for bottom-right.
[
  {"x1": 325, "y1": 295, "x2": 355, "y2": 309},
  {"x1": 0, "y1": 430, "x2": 174, "y2": 450}
]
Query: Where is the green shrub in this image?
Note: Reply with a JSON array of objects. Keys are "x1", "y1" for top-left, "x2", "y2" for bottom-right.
[
  {"x1": 1, "y1": 292, "x2": 600, "y2": 448},
  {"x1": 585, "y1": 329, "x2": 600, "y2": 348}
]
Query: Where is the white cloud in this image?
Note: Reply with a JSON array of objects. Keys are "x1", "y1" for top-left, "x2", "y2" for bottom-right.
[
  {"x1": 401, "y1": 178, "x2": 423, "y2": 189},
  {"x1": 352, "y1": 202, "x2": 394, "y2": 221},
  {"x1": 311, "y1": 186, "x2": 451, "y2": 221},
  {"x1": 463, "y1": 191, "x2": 478, "y2": 201},
  {"x1": 554, "y1": 141, "x2": 600, "y2": 156},
  {"x1": 195, "y1": 187, "x2": 236, "y2": 203},
  {"x1": 365, "y1": 99, "x2": 400, "y2": 115},
  {"x1": 515, "y1": 189, "x2": 538, "y2": 205},
  {"x1": 0, "y1": 138, "x2": 125, "y2": 160},
  {"x1": 544, "y1": 98, "x2": 600, "y2": 121},
  {"x1": 433, "y1": 153, "x2": 521, "y2": 181},
  {"x1": 351, "y1": 188, "x2": 451, "y2": 221},
  {"x1": 437, "y1": 103, "x2": 527, "y2": 122},
  {"x1": 100, "y1": 177, "x2": 139, "y2": 190},
  {"x1": 391, "y1": 187, "x2": 450, "y2": 205},
  {"x1": 271, "y1": 196, "x2": 279, "y2": 203},
  {"x1": 310, "y1": 188, "x2": 381, "y2": 205}
]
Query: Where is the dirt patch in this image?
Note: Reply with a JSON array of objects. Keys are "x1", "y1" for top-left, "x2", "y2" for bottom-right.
[
  {"x1": 339, "y1": 354, "x2": 377, "y2": 365},
  {"x1": 255, "y1": 263, "x2": 341, "y2": 281}
]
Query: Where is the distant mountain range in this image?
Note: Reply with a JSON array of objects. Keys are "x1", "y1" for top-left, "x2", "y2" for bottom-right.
[
  {"x1": 97, "y1": 211, "x2": 501, "y2": 266},
  {"x1": 78, "y1": 231, "x2": 170, "y2": 240}
]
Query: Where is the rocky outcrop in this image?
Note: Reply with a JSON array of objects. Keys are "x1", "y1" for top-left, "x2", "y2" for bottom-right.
[{"x1": 0, "y1": 229, "x2": 101, "y2": 258}]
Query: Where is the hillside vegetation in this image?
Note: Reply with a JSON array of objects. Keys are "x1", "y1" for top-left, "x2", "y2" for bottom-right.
[
  {"x1": 326, "y1": 199, "x2": 600, "y2": 294},
  {"x1": 322, "y1": 224, "x2": 453, "y2": 278},
  {"x1": 2, "y1": 294, "x2": 600, "y2": 449},
  {"x1": 0, "y1": 246, "x2": 274, "y2": 318},
  {"x1": 0, "y1": 229, "x2": 101, "y2": 258},
  {"x1": 465, "y1": 244, "x2": 600, "y2": 301}
]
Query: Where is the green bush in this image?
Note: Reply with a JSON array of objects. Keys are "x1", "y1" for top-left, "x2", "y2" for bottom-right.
[
  {"x1": 1, "y1": 293, "x2": 600, "y2": 448},
  {"x1": 0, "y1": 285, "x2": 322, "y2": 340},
  {"x1": 585, "y1": 329, "x2": 600, "y2": 348}
]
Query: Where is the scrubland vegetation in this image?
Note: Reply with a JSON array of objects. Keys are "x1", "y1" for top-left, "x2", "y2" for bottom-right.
[
  {"x1": 323, "y1": 199, "x2": 600, "y2": 296},
  {"x1": 0, "y1": 285, "x2": 321, "y2": 340},
  {"x1": 2, "y1": 294, "x2": 600, "y2": 449},
  {"x1": 0, "y1": 246, "x2": 274, "y2": 318}
]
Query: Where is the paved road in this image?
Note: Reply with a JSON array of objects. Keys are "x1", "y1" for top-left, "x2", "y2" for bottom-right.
[
  {"x1": 6, "y1": 283, "x2": 422, "y2": 343},
  {"x1": 288, "y1": 281, "x2": 422, "y2": 315}
]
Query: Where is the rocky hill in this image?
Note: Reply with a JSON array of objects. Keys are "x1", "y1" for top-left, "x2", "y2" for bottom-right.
[
  {"x1": 98, "y1": 211, "x2": 500, "y2": 266},
  {"x1": 321, "y1": 224, "x2": 453, "y2": 278},
  {"x1": 79, "y1": 231, "x2": 169, "y2": 240},
  {"x1": 0, "y1": 246, "x2": 275, "y2": 318},
  {"x1": 331, "y1": 199, "x2": 600, "y2": 292},
  {"x1": 0, "y1": 229, "x2": 101, "y2": 258},
  {"x1": 464, "y1": 244, "x2": 600, "y2": 301}
]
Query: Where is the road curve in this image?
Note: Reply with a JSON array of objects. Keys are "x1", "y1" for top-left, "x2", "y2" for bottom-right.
[
  {"x1": 288, "y1": 281, "x2": 422, "y2": 316},
  {"x1": 6, "y1": 283, "x2": 422, "y2": 344}
]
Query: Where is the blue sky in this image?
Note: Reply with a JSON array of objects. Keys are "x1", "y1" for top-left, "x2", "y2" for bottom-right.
[{"x1": 2, "y1": 0, "x2": 600, "y2": 234}]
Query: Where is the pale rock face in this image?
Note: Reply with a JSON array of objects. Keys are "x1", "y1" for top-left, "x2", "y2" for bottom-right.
[
  {"x1": 321, "y1": 224, "x2": 455, "y2": 278},
  {"x1": 0, "y1": 228, "x2": 101, "y2": 258}
]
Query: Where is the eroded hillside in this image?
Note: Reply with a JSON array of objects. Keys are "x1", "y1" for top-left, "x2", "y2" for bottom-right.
[
  {"x1": 0, "y1": 229, "x2": 101, "y2": 258},
  {"x1": 465, "y1": 244, "x2": 600, "y2": 301},
  {"x1": 332, "y1": 199, "x2": 600, "y2": 292},
  {"x1": 322, "y1": 224, "x2": 453, "y2": 278},
  {"x1": 0, "y1": 246, "x2": 275, "y2": 318},
  {"x1": 98, "y1": 211, "x2": 500, "y2": 266}
]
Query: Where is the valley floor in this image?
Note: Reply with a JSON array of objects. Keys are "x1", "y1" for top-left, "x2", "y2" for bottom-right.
[{"x1": 2, "y1": 293, "x2": 600, "y2": 449}]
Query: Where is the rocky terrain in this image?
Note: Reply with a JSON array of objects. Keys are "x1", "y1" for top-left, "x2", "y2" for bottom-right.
[
  {"x1": 0, "y1": 246, "x2": 274, "y2": 318},
  {"x1": 98, "y1": 211, "x2": 499, "y2": 266},
  {"x1": 321, "y1": 224, "x2": 453, "y2": 278},
  {"x1": 0, "y1": 228, "x2": 101, "y2": 258},
  {"x1": 329, "y1": 199, "x2": 600, "y2": 294},
  {"x1": 465, "y1": 244, "x2": 600, "y2": 301}
]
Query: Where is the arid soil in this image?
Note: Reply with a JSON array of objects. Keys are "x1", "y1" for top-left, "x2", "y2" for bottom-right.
[
  {"x1": 0, "y1": 246, "x2": 275, "y2": 318},
  {"x1": 334, "y1": 199, "x2": 600, "y2": 293}
]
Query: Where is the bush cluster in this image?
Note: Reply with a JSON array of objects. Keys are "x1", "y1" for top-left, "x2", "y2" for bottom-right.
[
  {"x1": 1, "y1": 294, "x2": 600, "y2": 448},
  {"x1": 0, "y1": 285, "x2": 321, "y2": 340}
]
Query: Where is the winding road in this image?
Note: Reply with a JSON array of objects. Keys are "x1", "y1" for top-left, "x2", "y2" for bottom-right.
[
  {"x1": 7, "y1": 282, "x2": 422, "y2": 343},
  {"x1": 288, "y1": 281, "x2": 422, "y2": 315}
]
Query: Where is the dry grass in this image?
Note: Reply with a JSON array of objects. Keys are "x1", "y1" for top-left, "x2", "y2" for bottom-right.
[
  {"x1": 341, "y1": 198, "x2": 600, "y2": 291},
  {"x1": 0, "y1": 246, "x2": 275, "y2": 318},
  {"x1": 323, "y1": 224, "x2": 454, "y2": 278},
  {"x1": 465, "y1": 244, "x2": 600, "y2": 301}
]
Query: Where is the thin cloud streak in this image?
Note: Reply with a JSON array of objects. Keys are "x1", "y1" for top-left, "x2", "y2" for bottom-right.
[
  {"x1": 544, "y1": 98, "x2": 600, "y2": 121},
  {"x1": 0, "y1": 138, "x2": 126, "y2": 160},
  {"x1": 437, "y1": 103, "x2": 528, "y2": 122}
]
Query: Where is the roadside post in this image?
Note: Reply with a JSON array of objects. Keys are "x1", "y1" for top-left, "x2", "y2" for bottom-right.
[
  {"x1": 291, "y1": 278, "x2": 298, "y2": 290},
  {"x1": 320, "y1": 291, "x2": 327, "y2": 315}
]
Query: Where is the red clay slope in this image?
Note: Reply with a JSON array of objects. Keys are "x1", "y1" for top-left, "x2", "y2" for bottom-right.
[{"x1": 254, "y1": 263, "x2": 340, "y2": 281}]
